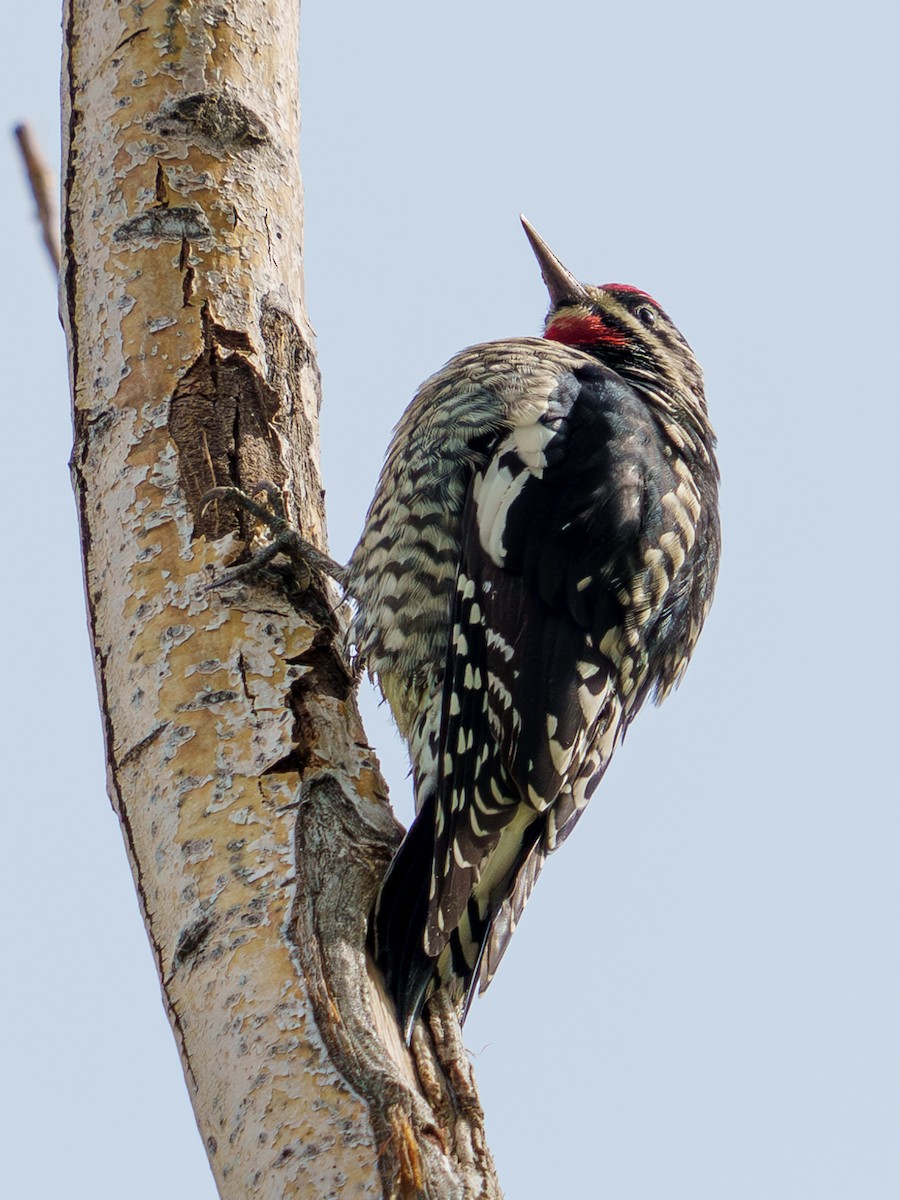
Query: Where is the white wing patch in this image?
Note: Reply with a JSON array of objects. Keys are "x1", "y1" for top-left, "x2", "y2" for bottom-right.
[{"x1": 473, "y1": 422, "x2": 556, "y2": 566}]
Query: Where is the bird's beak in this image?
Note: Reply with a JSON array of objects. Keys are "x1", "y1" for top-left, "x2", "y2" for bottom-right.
[{"x1": 520, "y1": 215, "x2": 590, "y2": 307}]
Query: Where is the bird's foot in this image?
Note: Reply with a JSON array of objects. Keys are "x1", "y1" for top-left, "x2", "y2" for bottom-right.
[{"x1": 200, "y1": 483, "x2": 348, "y2": 592}]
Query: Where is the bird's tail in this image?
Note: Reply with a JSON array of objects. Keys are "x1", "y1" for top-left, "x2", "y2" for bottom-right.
[
  {"x1": 370, "y1": 786, "x2": 550, "y2": 1040},
  {"x1": 369, "y1": 794, "x2": 441, "y2": 1042}
]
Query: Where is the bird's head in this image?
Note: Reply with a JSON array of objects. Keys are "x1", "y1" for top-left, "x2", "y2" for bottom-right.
[{"x1": 520, "y1": 216, "x2": 711, "y2": 444}]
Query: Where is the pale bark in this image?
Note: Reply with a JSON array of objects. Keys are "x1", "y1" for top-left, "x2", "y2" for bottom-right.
[{"x1": 61, "y1": 2, "x2": 501, "y2": 1197}]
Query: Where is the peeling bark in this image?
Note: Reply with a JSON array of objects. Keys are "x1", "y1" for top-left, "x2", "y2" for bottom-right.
[{"x1": 61, "y1": 1, "x2": 502, "y2": 1197}]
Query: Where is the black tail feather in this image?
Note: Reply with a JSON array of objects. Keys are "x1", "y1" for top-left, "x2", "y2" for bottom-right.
[{"x1": 370, "y1": 796, "x2": 440, "y2": 1041}]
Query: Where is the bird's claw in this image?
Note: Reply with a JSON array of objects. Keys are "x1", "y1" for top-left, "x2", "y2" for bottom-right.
[
  {"x1": 200, "y1": 482, "x2": 348, "y2": 592},
  {"x1": 200, "y1": 482, "x2": 288, "y2": 535}
]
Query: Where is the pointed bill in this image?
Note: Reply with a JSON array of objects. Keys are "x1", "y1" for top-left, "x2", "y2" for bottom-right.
[{"x1": 520, "y1": 215, "x2": 590, "y2": 308}]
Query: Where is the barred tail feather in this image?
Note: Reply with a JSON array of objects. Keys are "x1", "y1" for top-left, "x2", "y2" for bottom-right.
[
  {"x1": 475, "y1": 842, "x2": 547, "y2": 996},
  {"x1": 475, "y1": 786, "x2": 592, "y2": 995}
]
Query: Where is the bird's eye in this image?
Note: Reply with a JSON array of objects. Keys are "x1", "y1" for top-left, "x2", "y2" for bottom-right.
[{"x1": 636, "y1": 305, "x2": 656, "y2": 328}]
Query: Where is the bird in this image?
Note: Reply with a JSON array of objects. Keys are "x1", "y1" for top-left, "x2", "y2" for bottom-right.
[
  {"x1": 345, "y1": 218, "x2": 721, "y2": 1041},
  {"x1": 205, "y1": 218, "x2": 720, "y2": 1040}
]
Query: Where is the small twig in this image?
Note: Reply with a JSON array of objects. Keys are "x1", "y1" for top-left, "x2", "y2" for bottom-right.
[{"x1": 13, "y1": 122, "x2": 61, "y2": 274}]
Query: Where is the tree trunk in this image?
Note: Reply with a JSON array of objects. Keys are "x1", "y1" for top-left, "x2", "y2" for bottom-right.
[{"x1": 61, "y1": 2, "x2": 501, "y2": 1196}]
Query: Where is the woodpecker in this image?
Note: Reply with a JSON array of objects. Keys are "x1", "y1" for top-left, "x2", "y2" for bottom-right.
[
  {"x1": 208, "y1": 219, "x2": 719, "y2": 1038},
  {"x1": 346, "y1": 218, "x2": 721, "y2": 1040}
]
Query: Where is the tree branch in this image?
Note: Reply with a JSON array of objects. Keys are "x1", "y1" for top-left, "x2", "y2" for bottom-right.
[{"x1": 13, "y1": 122, "x2": 61, "y2": 273}]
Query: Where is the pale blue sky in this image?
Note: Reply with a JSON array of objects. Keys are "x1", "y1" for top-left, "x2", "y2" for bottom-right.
[{"x1": 2, "y1": 2, "x2": 898, "y2": 1197}]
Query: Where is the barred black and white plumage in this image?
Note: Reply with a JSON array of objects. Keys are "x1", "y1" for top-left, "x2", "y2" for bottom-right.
[{"x1": 351, "y1": 219, "x2": 720, "y2": 1039}]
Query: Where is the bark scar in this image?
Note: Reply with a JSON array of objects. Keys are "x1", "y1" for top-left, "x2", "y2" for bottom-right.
[{"x1": 170, "y1": 305, "x2": 282, "y2": 540}]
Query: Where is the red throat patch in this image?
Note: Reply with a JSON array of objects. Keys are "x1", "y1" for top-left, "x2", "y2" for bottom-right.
[{"x1": 544, "y1": 313, "x2": 627, "y2": 348}]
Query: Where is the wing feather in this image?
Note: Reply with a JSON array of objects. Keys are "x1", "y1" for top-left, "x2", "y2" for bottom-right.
[{"x1": 375, "y1": 361, "x2": 705, "y2": 1032}]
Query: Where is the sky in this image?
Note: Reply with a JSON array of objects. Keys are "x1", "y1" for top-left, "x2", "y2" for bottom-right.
[{"x1": 1, "y1": 1, "x2": 898, "y2": 1197}]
